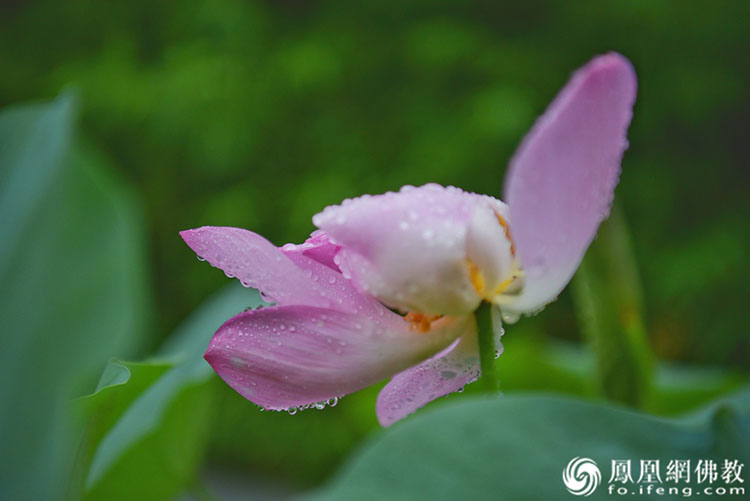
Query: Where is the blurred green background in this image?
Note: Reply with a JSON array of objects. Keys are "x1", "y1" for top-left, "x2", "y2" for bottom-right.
[{"x1": 0, "y1": 1, "x2": 747, "y2": 500}]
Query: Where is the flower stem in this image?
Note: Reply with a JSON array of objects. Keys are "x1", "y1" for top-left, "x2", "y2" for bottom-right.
[
  {"x1": 475, "y1": 301, "x2": 499, "y2": 393},
  {"x1": 571, "y1": 204, "x2": 653, "y2": 408}
]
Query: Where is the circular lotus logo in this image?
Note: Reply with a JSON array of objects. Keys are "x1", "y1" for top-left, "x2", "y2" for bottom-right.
[{"x1": 562, "y1": 457, "x2": 601, "y2": 496}]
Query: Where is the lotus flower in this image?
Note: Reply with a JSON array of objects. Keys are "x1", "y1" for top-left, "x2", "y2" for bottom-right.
[{"x1": 181, "y1": 53, "x2": 637, "y2": 426}]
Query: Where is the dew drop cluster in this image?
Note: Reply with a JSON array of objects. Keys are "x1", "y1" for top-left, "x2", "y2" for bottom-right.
[{"x1": 257, "y1": 397, "x2": 340, "y2": 415}]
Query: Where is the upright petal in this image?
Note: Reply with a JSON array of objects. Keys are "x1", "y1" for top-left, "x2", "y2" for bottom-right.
[
  {"x1": 180, "y1": 226, "x2": 328, "y2": 307},
  {"x1": 314, "y1": 184, "x2": 508, "y2": 315},
  {"x1": 204, "y1": 306, "x2": 472, "y2": 411},
  {"x1": 376, "y1": 319, "x2": 479, "y2": 427},
  {"x1": 503, "y1": 53, "x2": 637, "y2": 313}
]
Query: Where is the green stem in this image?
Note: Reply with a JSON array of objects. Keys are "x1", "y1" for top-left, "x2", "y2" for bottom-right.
[
  {"x1": 475, "y1": 301, "x2": 499, "y2": 393},
  {"x1": 571, "y1": 204, "x2": 653, "y2": 408}
]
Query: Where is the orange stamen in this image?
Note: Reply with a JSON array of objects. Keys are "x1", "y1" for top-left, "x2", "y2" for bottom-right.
[
  {"x1": 495, "y1": 212, "x2": 515, "y2": 256},
  {"x1": 405, "y1": 312, "x2": 442, "y2": 333}
]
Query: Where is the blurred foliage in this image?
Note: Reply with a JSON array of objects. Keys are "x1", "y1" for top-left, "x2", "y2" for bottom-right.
[
  {"x1": 0, "y1": 95, "x2": 150, "y2": 501},
  {"x1": 0, "y1": 0, "x2": 748, "y2": 499}
]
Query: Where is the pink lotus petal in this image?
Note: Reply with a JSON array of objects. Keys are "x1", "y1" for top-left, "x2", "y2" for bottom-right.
[
  {"x1": 282, "y1": 241, "x2": 391, "y2": 319},
  {"x1": 313, "y1": 184, "x2": 508, "y2": 315},
  {"x1": 181, "y1": 226, "x2": 328, "y2": 307},
  {"x1": 182, "y1": 226, "x2": 392, "y2": 317},
  {"x1": 503, "y1": 53, "x2": 637, "y2": 313},
  {"x1": 205, "y1": 306, "x2": 472, "y2": 410},
  {"x1": 280, "y1": 229, "x2": 340, "y2": 271},
  {"x1": 376, "y1": 320, "x2": 479, "y2": 426}
]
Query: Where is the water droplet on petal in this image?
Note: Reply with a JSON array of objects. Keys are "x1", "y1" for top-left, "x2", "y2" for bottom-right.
[{"x1": 500, "y1": 310, "x2": 520, "y2": 324}]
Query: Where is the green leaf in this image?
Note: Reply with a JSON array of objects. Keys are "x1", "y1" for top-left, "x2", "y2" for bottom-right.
[
  {"x1": 0, "y1": 93, "x2": 75, "y2": 271},
  {"x1": 81, "y1": 361, "x2": 173, "y2": 445},
  {"x1": 76, "y1": 284, "x2": 263, "y2": 501},
  {"x1": 0, "y1": 95, "x2": 150, "y2": 501},
  {"x1": 572, "y1": 205, "x2": 654, "y2": 407},
  {"x1": 310, "y1": 389, "x2": 750, "y2": 500}
]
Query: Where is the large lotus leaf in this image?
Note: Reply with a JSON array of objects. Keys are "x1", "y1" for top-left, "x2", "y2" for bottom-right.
[{"x1": 310, "y1": 389, "x2": 750, "y2": 500}]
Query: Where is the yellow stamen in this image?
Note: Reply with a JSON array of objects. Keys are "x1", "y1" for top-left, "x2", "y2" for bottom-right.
[
  {"x1": 467, "y1": 257, "x2": 524, "y2": 301},
  {"x1": 467, "y1": 258, "x2": 485, "y2": 295},
  {"x1": 490, "y1": 268, "x2": 524, "y2": 297}
]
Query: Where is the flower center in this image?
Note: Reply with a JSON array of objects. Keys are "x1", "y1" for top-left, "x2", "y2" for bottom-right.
[{"x1": 467, "y1": 211, "x2": 524, "y2": 302}]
